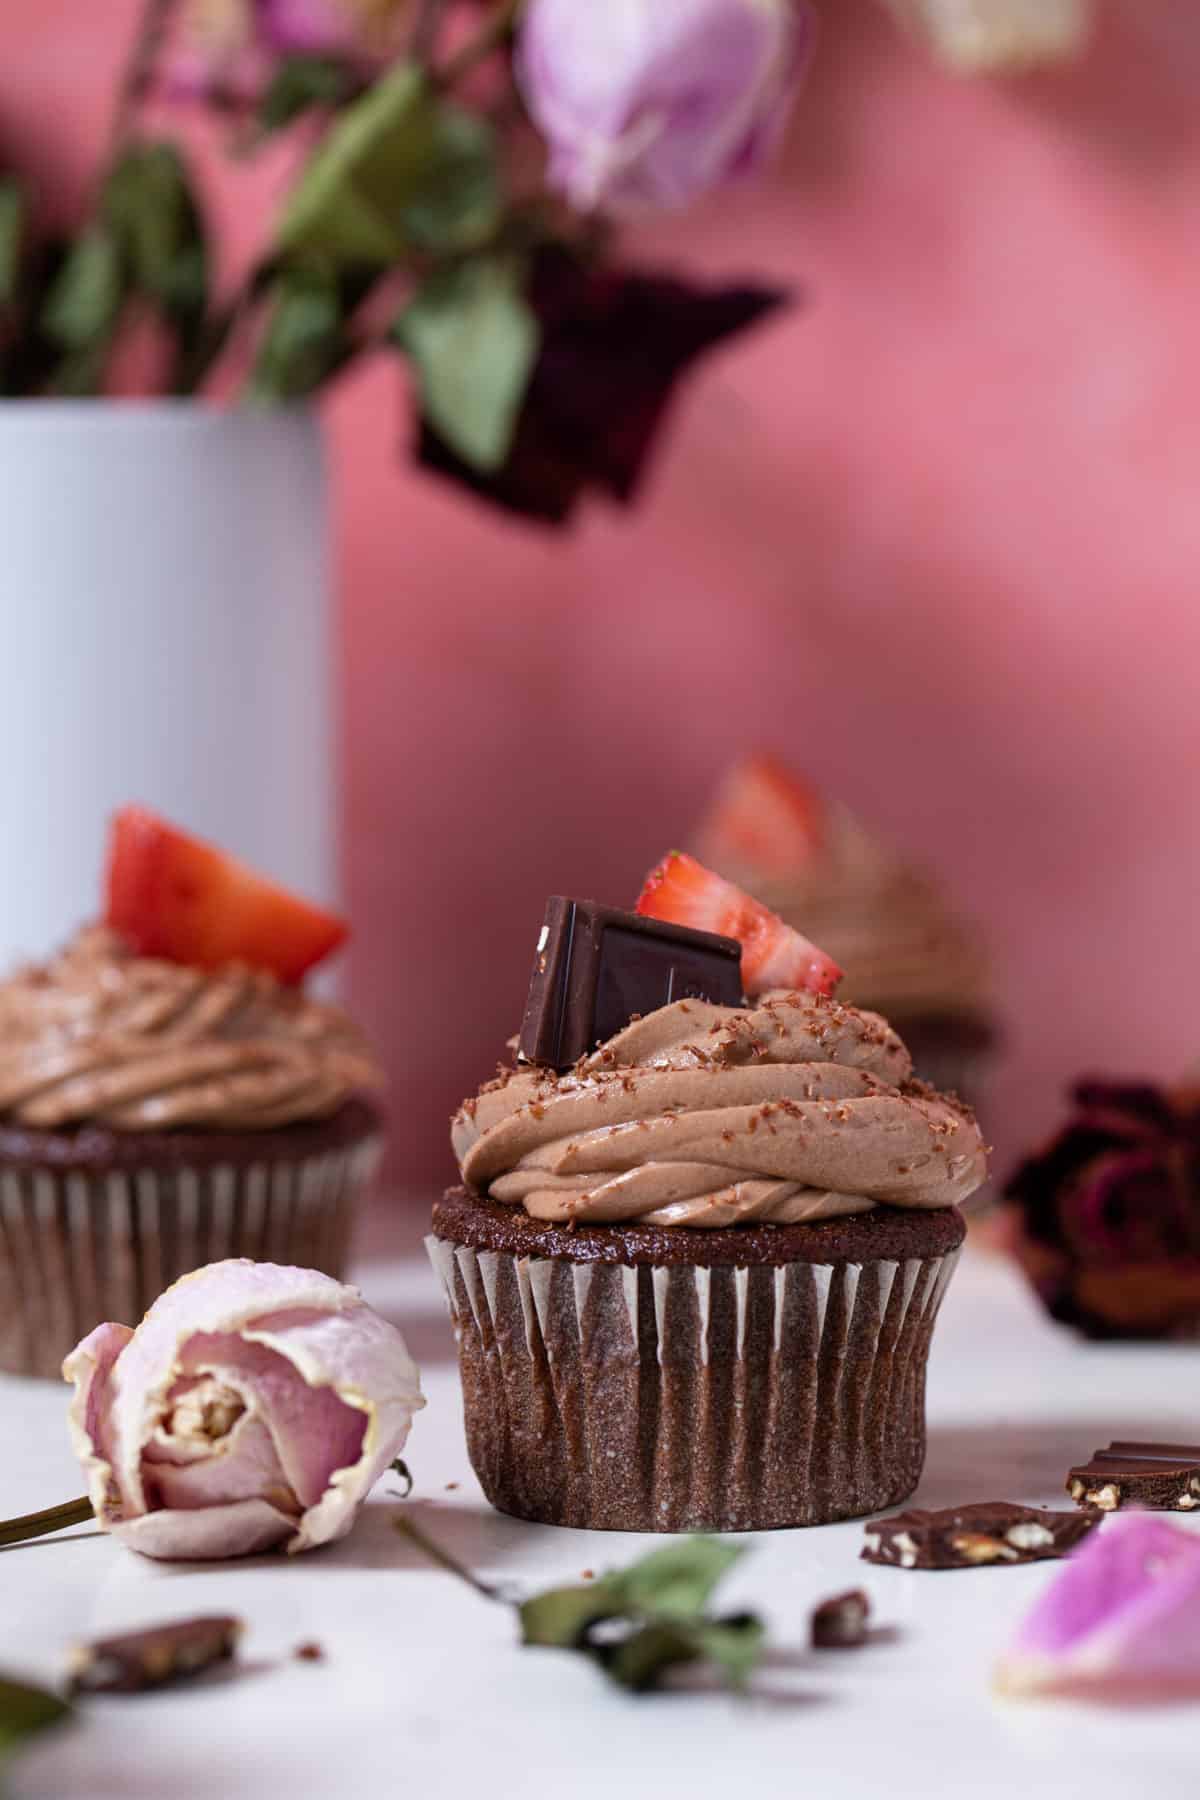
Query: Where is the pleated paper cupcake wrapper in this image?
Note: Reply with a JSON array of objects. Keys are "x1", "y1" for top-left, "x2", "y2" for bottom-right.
[
  {"x1": 0, "y1": 1137, "x2": 382, "y2": 1378},
  {"x1": 427, "y1": 1237, "x2": 961, "y2": 1533}
]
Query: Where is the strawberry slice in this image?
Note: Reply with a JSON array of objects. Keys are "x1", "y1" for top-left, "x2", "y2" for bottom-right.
[
  {"x1": 105, "y1": 806, "x2": 347, "y2": 984},
  {"x1": 636, "y1": 851, "x2": 842, "y2": 998},
  {"x1": 698, "y1": 752, "x2": 825, "y2": 874}
]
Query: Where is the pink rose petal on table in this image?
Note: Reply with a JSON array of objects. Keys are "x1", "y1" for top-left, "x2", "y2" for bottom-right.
[
  {"x1": 995, "y1": 1516, "x2": 1200, "y2": 1701},
  {"x1": 63, "y1": 1259, "x2": 423, "y2": 1561}
]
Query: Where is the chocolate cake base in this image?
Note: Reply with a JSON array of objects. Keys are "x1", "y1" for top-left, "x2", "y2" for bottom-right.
[
  {"x1": 429, "y1": 1189, "x2": 965, "y2": 1533},
  {"x1": 0, "y1": 1099, "x2": 382, "y2": 1379}
]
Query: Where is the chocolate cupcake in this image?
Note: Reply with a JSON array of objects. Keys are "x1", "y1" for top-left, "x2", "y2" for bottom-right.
[
  {"x1": 0, "y1": 811, "x2": 383, "y2": 1378},
  {"x1": 692, "y1": 754, "x2": 999, "y2": 1111},
  {"x1": 429, "y1": 875, "x2": 987, "y2": 1533}
]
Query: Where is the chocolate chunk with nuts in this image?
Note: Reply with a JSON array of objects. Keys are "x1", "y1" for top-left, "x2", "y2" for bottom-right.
[
  {"x1": 1067, "y1": 1442, "x2": 1200, "y2": 1513},
  {"x1": 862, "y1": 1502, "x2": 1101, "y2": 1570},
  {"x1": 811, "y1": 1589, "x2": 871, "y2": 1648},
  {"x1": 66, "y1": 1615, "x2": 242, "y2": 1695}
]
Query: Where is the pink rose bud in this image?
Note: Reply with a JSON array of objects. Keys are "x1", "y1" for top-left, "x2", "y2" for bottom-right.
[
  {"x1": 516, "y1": 0, "x2": 814, "y2": 215},
  {"x1": 995, "y1": 1516, "x2": 1200, "y2": 1701},
  {"x1": 64, "y1": 1260, "x2": 424, "y2": 1561}
]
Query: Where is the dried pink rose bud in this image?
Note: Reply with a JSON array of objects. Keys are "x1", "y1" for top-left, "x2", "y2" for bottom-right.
[
  {"x1": 64, "y1": 1259, "x2": 423, "y2": 1561},
  {"x1": 516, "y1": 0, "x2": 814, "y2": 216},
  {"x1": 995, "y1": 1517, "x2": 1200, "y2": 1701}
]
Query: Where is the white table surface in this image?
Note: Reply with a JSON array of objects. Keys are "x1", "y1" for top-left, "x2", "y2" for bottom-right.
[{"x1": 3, "y1": 1233, "x2": 1199, "y2": 1800}]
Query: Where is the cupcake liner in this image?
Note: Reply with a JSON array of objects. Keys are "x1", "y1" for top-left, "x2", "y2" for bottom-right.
[
  {"x1": 426, "y1": 1234, "x2": 961, "y2": 1532},
  {"x1": 0, "y1": 1137, "x2": 382, "y2": 1379}
]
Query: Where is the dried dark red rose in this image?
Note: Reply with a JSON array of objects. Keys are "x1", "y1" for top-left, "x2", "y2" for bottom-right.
[
  {"x1": 416, "y1": 247, "x2": 791, "y2": 524},
  {"x1": 1002, "y1": 1079, "x2": 1200, "y2": 1340}
]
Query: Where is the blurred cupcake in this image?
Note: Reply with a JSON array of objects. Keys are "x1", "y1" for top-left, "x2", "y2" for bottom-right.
[
  {"x1": 1001, "y1": 1079, "x2": 1200, "y2": 1340},
  {"x1": 692, "y1": 753, "x2": 998, "y2": 1109},
  {"x1": 429, "y1": 854, "x2": 987, "y2": 1533},
  {"x1": 0, "y1": 808, "x2": 383, "y2": 1378}
]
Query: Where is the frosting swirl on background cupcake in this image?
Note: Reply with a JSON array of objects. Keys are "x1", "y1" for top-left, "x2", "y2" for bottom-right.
[
  {"x1": 0, "y1": 927, "x2": 381, "y2": 1131},
  {"x1": 694, "y1": 774, "x2": 990, "y2": 1021},
  {"x1": 452, "y1": 991, "x2": 987, "y2": 1228}
]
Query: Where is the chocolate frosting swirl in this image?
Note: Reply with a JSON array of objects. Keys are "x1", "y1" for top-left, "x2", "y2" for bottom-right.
[
  {"x1": 452, "y1": 992, "x2": 987, "y2": 1228},
  {"x1": 0, "y1": 928, "x2": 382, "y2": 1132}
]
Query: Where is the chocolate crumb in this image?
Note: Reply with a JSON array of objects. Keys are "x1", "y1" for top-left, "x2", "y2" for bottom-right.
[
  {"x1": 444, "y1": 1481, "x2": 460, "y2": 1492},
  {"x1": 294, "y1": 1642, "x2": 325, "y2": 1663},
  {"x1": 811, "y1": 1589, "x2": 871, "y2": 1649}
]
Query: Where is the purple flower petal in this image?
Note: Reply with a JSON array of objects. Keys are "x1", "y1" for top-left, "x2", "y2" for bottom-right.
[{"x1": 997, "y1": 1517, "x2": 1200, "y2": 1700}]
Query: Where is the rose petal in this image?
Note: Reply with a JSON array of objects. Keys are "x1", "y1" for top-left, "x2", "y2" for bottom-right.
[
  {"x1": 143, "y1": 1410, "x2": 293, "y2": 1512},
  {"x1": 996, "y1": 1517, "x2": 1200, "y2": 1700},
  {"x1": 111, "y1": 1498, "x2": 299, "y2": 1561},
  {"x1": 179, "y1": 1328, "x2": 368, "y2": 1509},
  {"x1": 62, "y1": 1322, "x2": 133, "y2": 1524},
  {"x1": 242, "y1": 1302, "x2": 422, "y2": 1550}
]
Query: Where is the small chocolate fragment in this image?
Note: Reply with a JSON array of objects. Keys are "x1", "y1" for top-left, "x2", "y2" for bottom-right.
[
  {"x1": 1067, "y1": 1442, "x2": 1200, "y2": 1513},
  {"x1": 811, "y1": 1589, "x2": 871, "y2": 1649},
  {"x1": 518, "y1": 896, "x2": 744, "y2": 1070},
  {"x1": 294, "y1": 1641, "x2": 325, "y2": 1663},
  {"x1": 863, "y1": 1503, "x2": 1100, "y2": 1570},
  {"x1": 66, "y1": 1615, "x2": 242, "y2": 1695}
]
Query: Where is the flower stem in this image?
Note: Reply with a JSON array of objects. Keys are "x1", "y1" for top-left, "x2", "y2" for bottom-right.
[
  {"x1": 0, "y1": 1497, "x2": 94, "y2": 1549},
  {"x1": 393, "y1": 1514, "x2": 502, "y2": 1603},
  {"x1": 110, "y1": 0, "x2": 181, "y2": 150},
  {"x1": 438, "y1": 0, "x2": 523, "y2": 88}
]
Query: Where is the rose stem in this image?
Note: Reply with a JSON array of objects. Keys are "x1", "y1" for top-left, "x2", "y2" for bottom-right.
[
  {"x1": 0, "y1": 1497, "x2": 94, "y2": 1548},
  {"x1": 393, "y1": 1514, "x2": 502, "y2": 1603}
]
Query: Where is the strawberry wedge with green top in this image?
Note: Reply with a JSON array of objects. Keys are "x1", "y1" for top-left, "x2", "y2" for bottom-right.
[
  {"x1": 636, "y1": 851, "x2": 842, "y2": 998},
  {"x1": 106, "y1": 806, "x2": 347, "y2": 985}
]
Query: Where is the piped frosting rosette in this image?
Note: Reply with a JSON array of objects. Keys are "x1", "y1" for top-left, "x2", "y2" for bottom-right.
[{"x1": 453, "y1": 991, "x2": 987, "y2": 1228}]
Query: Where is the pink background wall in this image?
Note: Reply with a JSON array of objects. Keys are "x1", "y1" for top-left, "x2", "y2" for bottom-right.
[{"x1": 6, "y1": 1, "x2": 1200, "y2": 1193}]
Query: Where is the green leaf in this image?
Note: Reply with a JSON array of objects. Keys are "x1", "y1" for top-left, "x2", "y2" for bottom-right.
[
  {"x1": 595, "y1": 1620, "x2": 704, "y2": 1693},
  {"x1": 103, "y1": 141, "x2": 208, "y2": 327},
  {"x1": 257, "y1": 55, "x2": 356, "y2": 135},
  {"x1": 690, "y1": 1613, "x2": 767, "y2": 1691},
  {"x1": 0, "y1": 180, "x2": 27, "y2": 309},
  {"x1": 40, "y1": 227, "x2": 124, "y2": 351},
  {"x1": 277, "y1": 64, "x2": 501, "y2": 266},
  {"x1": 518, "y1": 1578, "x2": 625, "y2": 1650},
  {"x1": 248, "y1": 271, "x2": 351, "y2": 403},
  {"x1": 394, "y1": 256, "x2": 537, "y2": 471},
  {"x1": 610, "y1": 1537, "x2": 748, "y2": 1621},
  {"x1": 397, "y1": 103, "x2": 499, "y2": 254},
  {"x1": 0, "y1": 1673, "x2": 70, "y2": 1764}
]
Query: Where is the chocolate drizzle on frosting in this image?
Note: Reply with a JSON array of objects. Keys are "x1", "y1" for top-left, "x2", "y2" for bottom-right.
[
  {"x1": 452, "y1": 992, "x2": 987, "y2": 1228},
  {"x1": 0, "y1": 928, "x2": 382, "y2": 1132}
]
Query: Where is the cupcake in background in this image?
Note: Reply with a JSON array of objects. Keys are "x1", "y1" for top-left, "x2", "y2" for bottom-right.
[
  {"x1": 1000, "y1": 1078, "x2": 1200, "y2": 1340},
  {"x1": 430, "y1": 853, "x2": 987, "y2": 1534},
  {"x1": 0, "y1": 807, "x2": 383, "y2": 1378},
  {"x1": 691, "y1": 752, "x2": 998, "y2": 1109}
]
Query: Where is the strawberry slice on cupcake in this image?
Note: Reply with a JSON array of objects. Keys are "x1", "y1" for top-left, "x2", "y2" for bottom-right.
[
  {"x1": 106, "y1": 806, "x2": 346, "y2": 985},
  {"x1": 636, "y1": 850, "x2": 843, "y2": 998}
]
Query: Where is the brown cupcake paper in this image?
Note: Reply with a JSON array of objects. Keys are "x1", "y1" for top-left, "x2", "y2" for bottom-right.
[
  {"x1": 426, "y1": 1234, "x2": 961, "y2": 1532},
  {"x1": 0, "y1": 1138, "x2": 381, "y2": 1379}
]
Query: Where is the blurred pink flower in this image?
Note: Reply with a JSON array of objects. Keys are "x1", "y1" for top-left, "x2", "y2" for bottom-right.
[
  {"x1": 515, "y1": 0, "x2": 814, "y2": 215},
  {"x1": 171, "y1": 0, "x2": 403, "y2": 98},
  {"x1": 996, "y1": 1517, "x2": 1200, "y2": 1700},
  {"x1": 64, "y1": 1259, "x2": 423, "y2": 1560}
]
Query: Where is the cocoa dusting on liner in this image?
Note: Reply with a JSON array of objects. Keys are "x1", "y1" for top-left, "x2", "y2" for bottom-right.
[{"x1": 428, "y1": 1192, "x2": 964, "y2": 1532}]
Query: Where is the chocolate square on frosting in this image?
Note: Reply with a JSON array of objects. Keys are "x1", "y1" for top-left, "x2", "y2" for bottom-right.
[{"x1": 518, "y1": 896, "x2": 744, "y2": 1071}]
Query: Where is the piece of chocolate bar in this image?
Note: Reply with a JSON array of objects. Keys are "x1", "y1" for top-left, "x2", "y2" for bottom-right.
[
  {"x1": 1067, "y1": 1442, "x2": 1200, "y2": 1513},
  {"x1": 66, "y1": 1615, "x2": 242, "y2": 1695},
  {"x1": 862, "y1": 1502, "x2": 1101, "y2": 1570},
  {"x1": 810, "y1": 1589, "x2": 871, "y2": 1648},
  {"x1": 518, "y1": 896, "x2": 743, "y2": 1070}
]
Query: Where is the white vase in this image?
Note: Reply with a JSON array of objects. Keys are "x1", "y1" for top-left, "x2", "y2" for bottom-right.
[{"x1": 0, "y1": 403, "x2": 335, "y2": 964}]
